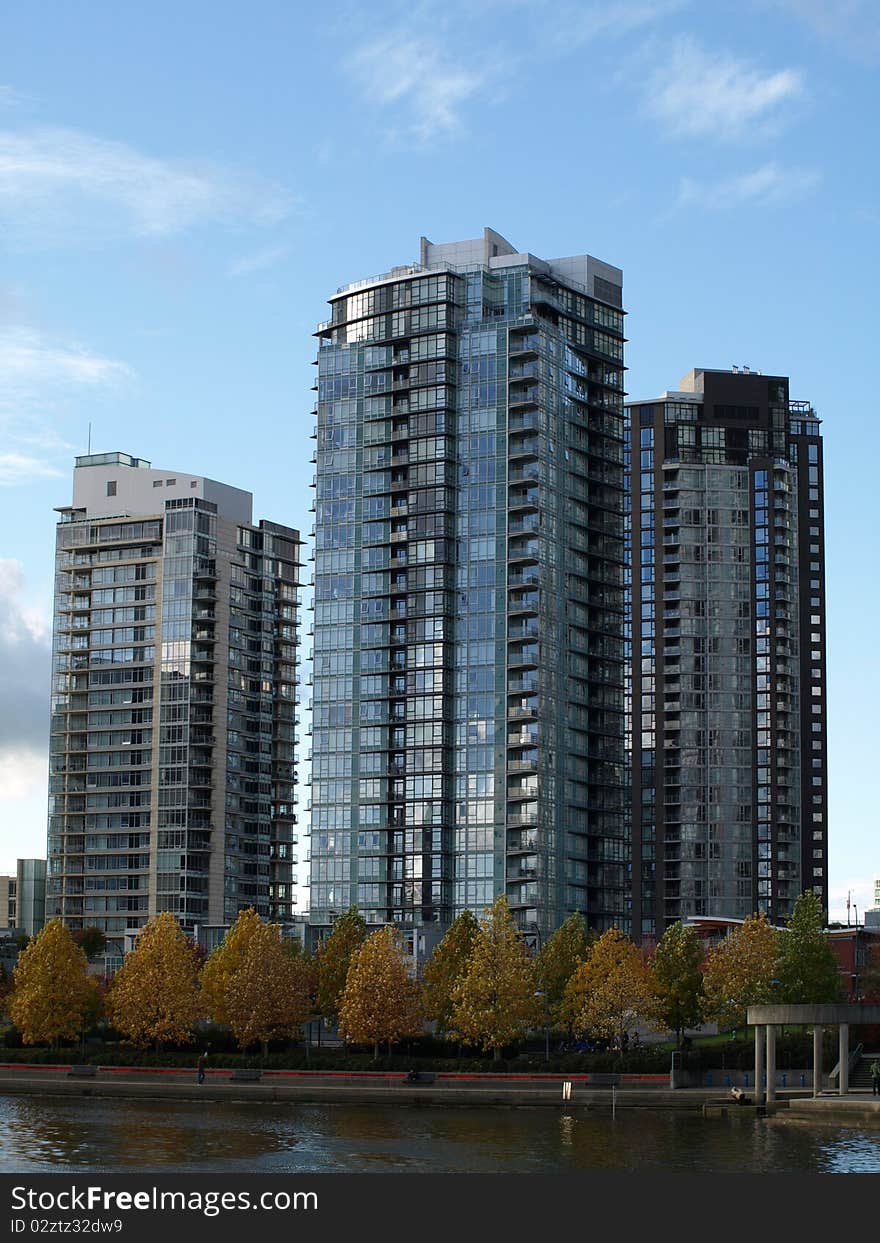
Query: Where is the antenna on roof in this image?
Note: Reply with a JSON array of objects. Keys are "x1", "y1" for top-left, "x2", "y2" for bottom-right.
[{"x1": 87, "y1": 422, "x2": 91, "y2": 454}]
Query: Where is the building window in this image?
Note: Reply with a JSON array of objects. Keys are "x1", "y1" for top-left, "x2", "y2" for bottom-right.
[{"x1": 106, "y1": 481, "x2": 117, "y2": 497}]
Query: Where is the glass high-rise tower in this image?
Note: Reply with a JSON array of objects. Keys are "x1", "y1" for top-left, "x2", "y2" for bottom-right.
[
  {"x1": 308, "y1": 229, "x2": 628, "y2": 948},
  {"x1": 624, "y1": 369, "x2": 827, "y2": 938},
  {"x1": 47, "y1": 452, "x2": 302, "y2": 964}
]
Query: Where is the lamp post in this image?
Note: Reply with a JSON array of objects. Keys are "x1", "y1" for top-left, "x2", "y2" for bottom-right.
[
  {"x1": 527, "y1": 923, "x2": 549, "y2": 1061},
  {"x1": 534, "y1": 990, "x2": 550, "y2": 1062}
]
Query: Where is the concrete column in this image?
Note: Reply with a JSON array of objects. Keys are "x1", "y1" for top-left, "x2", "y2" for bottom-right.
[
  {"x1": 813, "y1": 1025, "x2": 823, "y2": 1097},
  {"x1": 839, "y1": 1023, "x2": 849, "y2": 1095},
  {"x1": 766, "y1": 1024, "x2": 776, "y2": 1104},
  {"x1": 754, "y1": 1024, "x2": 765, "y2": 1105}
]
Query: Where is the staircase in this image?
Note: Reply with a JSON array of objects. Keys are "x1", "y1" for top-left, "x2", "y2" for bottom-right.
[{"x1": 850, "y1": 1053, "x2": 880, "y2": 1091}]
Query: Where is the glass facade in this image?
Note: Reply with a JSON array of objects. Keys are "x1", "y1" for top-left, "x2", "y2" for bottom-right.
[
  {"x1": 309, "y1": 232, "x2": 627, "y2": 943},
  {"x1": 626, "y1": 370, "x2": 827, "y2": 937},
  {"x1": 46, "y1": 456, "x2": 301, "y2": 961}
]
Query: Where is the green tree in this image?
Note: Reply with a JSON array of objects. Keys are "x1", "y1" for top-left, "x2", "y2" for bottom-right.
[
  {"x1": 200, "y1": 907, "x2": 263, "y2": 1025},
  {"x1": 315, "y1": 906, "x2": 366, "y2": 1021},
  {"x1": 73, "y1": 927, "x2": 107, "y2": 960},
  {"x1": 225, "y1": 921, "x2": 314, "y2": 1057},
  {"x1": 338, "y1": 925, "x2": 424, "y2": 1058},
  {"x1": 861, "y1": 946, "x2": 880, "y2": 1001},
  {"x1": 0, "y1": 963, "x2": 10, "y2": 1015},
  {"x1": 107, "y1": 913, "x2": 202, "y2": 1049},
  {"x1": 9, "y1": 919, "x2": 99, "y2": 1048},
  {"x1": 450, "y1": 896, "x2": 536, "y2": 1060},
  {"x1": 535, "y1": 913, "x2": 592, "y2": 1032},
  {"x1": 423, "y1": 910, "x2": 479, "y2": 1035},
  {"x1": 776, "y1": 890, "x2": 841, "y2": 1004},
  {"x1": 649, "y1": 922, "x2": 705, "y2": 1046},
  {"x1": 701, "y1": 912, "x2": 779, "y2": 1028},
  {"x1": 563, "y1": 928, "x2": 655, "y2": 1046}
]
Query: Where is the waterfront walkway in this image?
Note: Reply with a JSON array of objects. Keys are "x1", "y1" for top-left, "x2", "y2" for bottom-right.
[{"x1": 1, "y1": 1064, "x2": 877, "y2": 1122}]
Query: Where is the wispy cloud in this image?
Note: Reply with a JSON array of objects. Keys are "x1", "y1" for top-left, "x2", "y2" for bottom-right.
[
  {"x1": 228, "y1": 244, "x2": 292, "y2": 278},
  {"x1": 342, "y1": 1, "x2": 685, "y2": 143},
  {"x1": 545, "y1": 0, "x2": 688, "y2": 52},
  {"x1": 0, "y1": 85, "x2": 25, "y2": 110},
  {"x1": 0, "y1": 325, "x2": 131, "y2": 484},
  {"x1": 345, "y1": 33, "x2": 495, "y2": 145},
  {"x1": 677, "y1": 161, "x2": 820, "y2": 209},
  {"x1": 0, "y1": 453, "x2": 64, "y2": 486},
  {"x1": 0, "y1": 125, "x2": 295, "y2": 244},
  {"x1": 0, "y1": 559, "x2": 51, "y2": 755},
  {"x1": 761, "y1": 0, "x2": 880, "y2": 64},
  {"x1": 0, "y1": 325, "x2": 131, "y2": 406},
  {"x1": 641, "y1": 37, "x2": 805, "y2": 141}
]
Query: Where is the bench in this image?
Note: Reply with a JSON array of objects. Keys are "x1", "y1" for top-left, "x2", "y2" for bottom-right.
[
  {"x1": 67, "y1": 1065, "x2": 97, "y2": 1079},
  {"x1": 587, "y1": 1073, "x2": 620, "y2": 1087},
  {"x1": 404, "y1": 1071, "x2": 436, "y2": 1085},
  {"x1": 229, "y1": 1069, "x2": 262, "y2": 1083}
]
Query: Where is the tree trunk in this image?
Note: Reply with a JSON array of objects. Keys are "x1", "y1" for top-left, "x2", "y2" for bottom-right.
[
  {"x1": 373, "y1": 1041, "x2": 379, "y2": 1061},
  {"x1": 261, "y1": 1039, "x2": 268, "y2": 1062},
  {"x1": 494, "y1": 1045, "x2": 501, "y2": 1062}
]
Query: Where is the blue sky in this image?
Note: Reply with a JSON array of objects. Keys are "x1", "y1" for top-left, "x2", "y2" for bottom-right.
[{"x1": 1, "y1": 0, "x2": 877, "y2": 921}]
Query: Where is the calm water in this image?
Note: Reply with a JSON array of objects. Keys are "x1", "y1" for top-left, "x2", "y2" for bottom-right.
[{"x1": 1, "y1": 1096, "x2": 879, "y2": 1173}]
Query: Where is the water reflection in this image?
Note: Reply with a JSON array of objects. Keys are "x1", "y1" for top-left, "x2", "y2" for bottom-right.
[{"x1": 1, "y1": 1096, "x2": 878, "y2": 1174}]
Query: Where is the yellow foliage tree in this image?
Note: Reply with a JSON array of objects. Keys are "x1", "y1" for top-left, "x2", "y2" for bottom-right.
[
  {"x1": 701, "y1": 912, "x2": 779, "y2": 1028},
  {"x1": 225, "y1": 920, "x2": 314, "y2": 1057},
  {"x1": 200, "y1": 907, "x2": 263, "y2": 1025},
  {"x1": 450, "y1": 895, "x2": 536, "y2": 1060},
  {"x1": 338, "y1": 925, "x2": 424, "y2": 1059},
  {"x1": 563, "y1": 927, "x2": 655, "y2": 1046},
  {"x1": 9, "y1": 919, "x2": 99, "y2": 1048},
  {"x1": 107, "y1": 913, "x2": 202, "y2": 1049}
]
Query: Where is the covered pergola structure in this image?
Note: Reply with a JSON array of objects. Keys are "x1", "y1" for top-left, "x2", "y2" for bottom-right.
[{"x1": 747, "y1": 1004, "x2": 880, "y2": 1104}]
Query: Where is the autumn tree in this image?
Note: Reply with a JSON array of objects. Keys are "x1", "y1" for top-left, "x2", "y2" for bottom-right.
[
  {"x1": 9, "y1": 919, "x2": 99, "y2": 1048},
  {"x1": 200, "y1": 907, "x2": 263, "y2": 1025},
  {"x1": 338, "y1": 925, "x2": 424, "y2": 1058},
  {"x1": 649, "y1": 922, "x2": 705, "y2": 1047},
  {"x1": 776, "y1": 889, "x2": 841, "y2": 1004},
  {"x1": 423, "y1": 910, "x2": 479, "y2": 1034},
  {"x1": 315, "y1": 906, "x2": 366, "y2": 1021},
  {"x1": 107, "y1": 912, "x2": 202, "y2": 1049},
  {"x1": 535, "y1": 913, "x2": 592, "y2": 1032},
  {"x1": 563, "y1": 928, "x2": 655, "y2": 1047},
  {"x1": 450, "y1": 896, "x2": 536, "y2": 1060},
  {"x1": 225, "y1": 920, "x2": 314, "y2": 1057},
  {"x1": 701, "y1": 912, "x2": 779, "y2": 1028}
]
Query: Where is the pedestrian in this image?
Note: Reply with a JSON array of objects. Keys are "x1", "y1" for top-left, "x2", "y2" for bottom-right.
[
  {"x1": 870, "y1": 1059, "x2": 880, "y2": 1098},
  {"x1": 197, "y1": 1050, "x2": 208, "y2": 1085}
]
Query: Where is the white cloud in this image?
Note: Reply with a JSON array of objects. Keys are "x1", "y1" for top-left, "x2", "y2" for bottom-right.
[
  {"x1": 0, "y1": 326, "x2": 131, "y2": 396},
  {"x1": 762, "y1": 0, "x2": 880, "y2": 63},
  {"x1": 0, "y1": 125, "x2": 294, "y2": 243},
  {"x1": 228, "y1": 244, "x2": 292, "y2": 277},
  {"x1": 677, "y1": 161, "x2": 820, "y2": 209},
  {"x1": 0, "y1": 325, "x2": 131, "y2": 485},
  {"x1": 346, "y1": 34, "x2": 492, "y2": 144},
  {"x1": 0, "y1": 560, "x2": 51, "y2": 766},
  {"x1": 642, "y1": 37, "x2": 805, "y2": 141},
  {"x1": 545, "y1": 0, "x2": 688, "y2": 51},
  {"x1": 0, "y1": 453, "x2": 64, "y2": 486}
]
